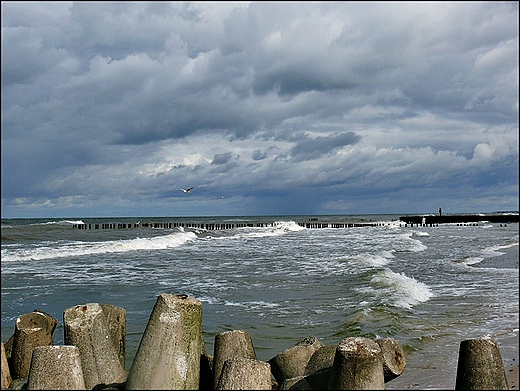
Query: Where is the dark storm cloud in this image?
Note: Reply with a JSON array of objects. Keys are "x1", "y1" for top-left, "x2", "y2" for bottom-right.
[{"x1": 1, "y1": 2, "x2": 518, "y2": 217}]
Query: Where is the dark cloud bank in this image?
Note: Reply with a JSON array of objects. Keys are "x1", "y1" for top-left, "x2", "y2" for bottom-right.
[{"x1": 1, "y1": 2, "x2": 518, "y2": 217}]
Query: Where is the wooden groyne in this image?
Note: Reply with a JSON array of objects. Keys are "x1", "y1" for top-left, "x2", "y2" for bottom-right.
[
  {"x1": 73, "y1": 222, "x2": 282, "y2": 230},
  {"x1": 399, "y1": 214, "x2": 518, "y2": 225},
  {"x1": 72, "y1": 214, "x2": 518, "y2": 230},
  {"x1": 72, "y1": 221, "x2": 390, "y2": 230}
]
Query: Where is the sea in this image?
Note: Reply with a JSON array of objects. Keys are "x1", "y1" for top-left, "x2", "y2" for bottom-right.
[{"x1": 1, "y1": 214, "x2": 518, "y2": 390}]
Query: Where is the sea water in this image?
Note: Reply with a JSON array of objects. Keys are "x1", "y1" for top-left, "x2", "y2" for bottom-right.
[{"x1": 1, "y1": 215, "x2": 518, "y2": 389}]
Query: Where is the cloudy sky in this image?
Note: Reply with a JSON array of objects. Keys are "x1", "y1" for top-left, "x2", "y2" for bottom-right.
[{"x1": 1, "y1": 2, "x2": 518, "y2": 218}]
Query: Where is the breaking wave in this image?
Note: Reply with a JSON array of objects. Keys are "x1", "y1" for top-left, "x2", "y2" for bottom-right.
[
  {"x1": 1, "y1": 231, "x2": 197, "y2": 262},
  {"x1": 358, "y1": 269, "x2": 435, "y2": 310}
]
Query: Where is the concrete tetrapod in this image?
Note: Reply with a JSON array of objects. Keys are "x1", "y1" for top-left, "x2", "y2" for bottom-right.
[
  {"x1": 1, "y1": 342, "x2": 12, "y2": 389},
  {"x1": 216, "y1": 357, "x2": 272, "y2": 390},
  {"x1": 212, "y1": 330, "x2": 257, "y2": 389},
  {"x1": 11, "y1": 312, "x2": 54, "y2": 380},
  {"x1": 269, "y1": 336, "x2": 324, "y2": 384},
  {"x1": 99, "y1": 304, "x2": 126, "y2": 368},
  {"x1": 327, "y1": 337, "x2": 385, "y2": 390},
  {"x1": 126, "y1": 293, "x2": 203, "y2": 390},
  {"x1": 27, "y1": 345, "x2": 85, "y2": 390},
  {"x1": 455, "y1": 337, "x2": 508, "y2": 390},
  {"x1": 302, "y1": 344, "x2": 337, "y2": 389},
  {"x1": 374, "y1": 337, "x2": 406, "y2": 382},
  {"x1": 63, "y1": 303, "x2": 127, "y2": 389}
]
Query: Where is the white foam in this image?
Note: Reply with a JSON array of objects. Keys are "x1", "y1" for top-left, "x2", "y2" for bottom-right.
[
  {"x1": 353, "y1": 252, "x2": 390, "y2": 267},
  {"x1": 1, "y1": 231, "x2": 197, "y2": 262},
  {"x1": 380, "y1": 220, "x2": 405, "y2": 229},
  {"x1": 62, "y1": 220, "x2": 85, "y2": 225},
  {"x1": 399, "y1": 232, "x2": 428, "y2": 252},
  {"x1": 212, "y1": 220, "x2": 305, "y2": 240},
  {"x1": 224, "y1": 300, "x2": 279, "y2": 309},
  {"x1": 492, "y1": 242, "x2": 519, "y2": 252},
  {"x1": 370, "y1": 269, "x2": 435, "y2": 309},
  {"x1": 28, "y1": 220, "x2": 85, "y2": 226},
  {"x1": 463, "y1": 257, "x2": 484, "y2": 266}
]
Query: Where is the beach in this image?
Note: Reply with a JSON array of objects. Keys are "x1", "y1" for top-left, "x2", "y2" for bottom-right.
[{"x1": 475, "y1": 244, "x2": 519, "y2": 270}]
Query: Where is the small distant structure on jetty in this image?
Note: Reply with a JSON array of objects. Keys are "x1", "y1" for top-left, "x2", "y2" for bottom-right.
[{"x1": 399, "y1": 213, "x2": 519, "y2": 226}]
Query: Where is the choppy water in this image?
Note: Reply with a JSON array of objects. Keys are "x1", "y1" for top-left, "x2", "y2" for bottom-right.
[{"x1": 1, "y1": 215, "x2": 518, "y2": 389}]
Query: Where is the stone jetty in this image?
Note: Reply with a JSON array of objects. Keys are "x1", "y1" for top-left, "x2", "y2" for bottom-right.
[
  {"x1": 399, "y1": 213, "x2": 518, "y2": 226},
  {"x1": 0, "y1": 295, "x2": 511, "y2": 390}
]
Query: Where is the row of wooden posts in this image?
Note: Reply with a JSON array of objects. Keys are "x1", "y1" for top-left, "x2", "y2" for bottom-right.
[
  {"x1": 73, "y1": 221, "x2": 405, "y2": 230},
  {"x1": 1, "y1": 293, "x2": 510, "y2": 390}
]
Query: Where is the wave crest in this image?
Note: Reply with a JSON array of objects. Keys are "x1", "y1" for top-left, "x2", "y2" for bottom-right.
[
  {"x1": 370, "y1": 269, "x2": 435, "y2": 309},
  {"x1": 1, "y1": 231, "x2": 197, "y2": 262}
]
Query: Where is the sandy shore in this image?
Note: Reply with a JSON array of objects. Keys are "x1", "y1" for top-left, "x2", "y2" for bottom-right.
[{"x1": 474, "y1": 243, "x2": 519, "y2": 269}]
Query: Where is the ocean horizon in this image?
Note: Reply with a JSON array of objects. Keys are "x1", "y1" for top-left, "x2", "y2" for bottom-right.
[{"x1": 2, "y1": 214, "x2": 518, "y2": 389}]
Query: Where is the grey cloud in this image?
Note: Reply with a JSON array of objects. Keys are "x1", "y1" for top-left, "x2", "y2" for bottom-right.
[
  {"x1": 290, "y1": 132, "x2": 362, "y2": 161},
  {"x1": 251, "y1": 149, "x2": 269, "y2": 161},
  {"x1": 1, "y1": 2, "x2": 517, "y2": 217},
  {"x1": 211, "y1": 152, "x2": 233, "y2": 165}
]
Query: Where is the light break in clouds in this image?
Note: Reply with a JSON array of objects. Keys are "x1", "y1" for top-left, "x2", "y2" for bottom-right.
[{"x1": 1, "y1": 2, "x2": 518, "y2": 217}]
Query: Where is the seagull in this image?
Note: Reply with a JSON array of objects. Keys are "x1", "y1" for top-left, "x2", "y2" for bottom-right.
[{"x1": 181, "y1": 187, "x2": 194, "y2": 194}]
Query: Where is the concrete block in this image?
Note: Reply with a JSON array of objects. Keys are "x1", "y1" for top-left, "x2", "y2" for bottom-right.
[
  {"x1": 269, "y1": 336, "x2": 324, "y2": 383},
  {"x1": 278, "y1": 375, "x2": 312, "y2": 390},
  {"x1": 64, "y1": 303, "x2": 127, "y2": 389},
  {"x1": 455, "y1": 337, "x2": 508, "y2": 390},
  {"x1": 11, "y1": 312, "x2": 54, "y2": 379},
  {"x1": 1, "y1": 342, "x2": 12, "y2": 389},
  {"x1": 27, "y1": 345, "x2": 85, "y2": 390},
  {"x1": 99, "y1": 304, "x2": 126, "y2": 368},
  {"x1": 374, "y1": 337, "x2": 406, "y2": 382},
  {"x1": 327, "y1": 337, "x2": 384, "y2": 390},
  {"x1": 212, "y1": 329, "x2": 257, "y2": 389},
  {"x1": 125, "y1": 293, "x2": 203, "y2": 390},
  {"x1": 215, "y1": 358, "x2": 271, "y2": 390}
]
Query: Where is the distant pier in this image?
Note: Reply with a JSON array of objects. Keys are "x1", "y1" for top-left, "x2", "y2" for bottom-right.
[{"x1": 399, "y1": 213, "x2": 518, "y2": 226}]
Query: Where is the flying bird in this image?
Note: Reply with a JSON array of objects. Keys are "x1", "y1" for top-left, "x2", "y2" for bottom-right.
[{"x1": 181, "y1": 187, "x2": 194, "y2": 193}]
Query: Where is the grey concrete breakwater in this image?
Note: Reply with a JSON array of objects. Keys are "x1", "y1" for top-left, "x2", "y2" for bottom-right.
[
  {"x1": 399, "y1": 213, "x2": 519, "y2": 225},
  {"x1": 1, "y1": 294, "x2": 509, "y2": 390}
]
